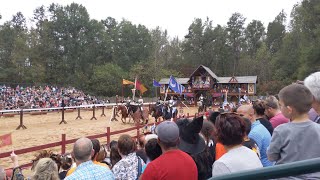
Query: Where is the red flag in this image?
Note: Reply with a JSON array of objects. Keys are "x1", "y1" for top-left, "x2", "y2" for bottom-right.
[
  {"x1": 0, "y1": 133, "x2": 12, "y2": 147},
  {"x1": 135, "y1": 79, "x2": 148, "y2": 94}
]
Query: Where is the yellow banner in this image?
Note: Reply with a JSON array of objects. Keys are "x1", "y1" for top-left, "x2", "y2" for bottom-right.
[{"x1": 122, "y1": 79, "x2": 135, "y2": 85}]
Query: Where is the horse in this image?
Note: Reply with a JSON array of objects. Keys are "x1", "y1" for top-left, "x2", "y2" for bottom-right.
[
  {"x1": 117, "y1": 104, "x2": 149, "y2": 125},
  {"x1": 149, "y1": 104, "x2": 163, "y2": 122},
  {"x1": 116, "y1": 105, "x2": 131, "y2": 124}
]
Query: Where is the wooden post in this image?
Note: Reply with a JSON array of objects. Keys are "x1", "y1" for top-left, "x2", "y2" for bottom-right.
[
  {"x1": 75, "y1": 107, "x2": 82, "y2": 120},
  {"x1": 101, "y1": 105, "x2": 106, "y2": 117},
  {"x1": 59, "y1": 107, "x2": 67, "y2": 124},
  {"x1": 187, "y1": 113, "x2": 189, "y2": 118},
  {"x1": 107, "y1": 127, "x2": 111, "y2": 151},
  {"x1": 61, "y1": 134, "x2": 66, "y2": 154},
  {"x1": 90, "y1": 105, "x2": 97, "y2": 120},
  {"x1": 16, "y1": 109, "x2": 27, "y2": 130}
]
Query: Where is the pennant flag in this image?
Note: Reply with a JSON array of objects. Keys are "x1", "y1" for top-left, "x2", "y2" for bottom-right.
[
  {"x1": 122, "y1": 79, "x2": 135, "y2": 85},
  {"x1": 153, "y1": 79, "x2": 161, "y2": 87},
  {"x1": 0, "y1": 133, "x2": 12, "y2": 148},
  {"x1": 135, "y1": 79, "x2": 148, "y2": 94},
  {"x1": 168, "y1": 75, "x2": 185, "y2": 94}
]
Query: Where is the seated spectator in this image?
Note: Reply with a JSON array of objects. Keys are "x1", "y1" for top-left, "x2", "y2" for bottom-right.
[
  {"x1": 264, "y1": 96, "x2": 289, "y2": 128},
  {"x1": 267, "y1": 84, "x2": 320, "y2": 179},
  {"x1": 212, "y1": 113, "x2": 263, "y2": 177},
  {"x1": 32, "y1": 158, "x2": 59, "y2": 180},
  {"x1": 112, "y1": 134, "x2": 145, "y2": 180},
  {"x1": 65, "y1": 138, "x2": 114, "y2": 180},
  {"x1": 177, "y1": 116, "x2": 213, "y2": 180},
  {"x1": 141, "y1": 121, "x2": 197, "y2": 180}
]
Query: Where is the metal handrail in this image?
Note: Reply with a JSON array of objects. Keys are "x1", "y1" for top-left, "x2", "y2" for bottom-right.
[{"x1": 211, "y1": 158, "x2": 320, "y2": 180}]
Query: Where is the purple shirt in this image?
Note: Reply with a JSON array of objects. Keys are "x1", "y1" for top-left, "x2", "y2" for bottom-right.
[
  {"x1": 269, "y1": 113, "x2": 289, "y2": 128},
  {"x1": 308, "y1": 108, "x2": 319, "y2": 122}
]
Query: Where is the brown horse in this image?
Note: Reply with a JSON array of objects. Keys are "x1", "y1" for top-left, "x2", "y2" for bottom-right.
[{"x1": 117, "y1": 104, "x2": 148, "y2": 125}]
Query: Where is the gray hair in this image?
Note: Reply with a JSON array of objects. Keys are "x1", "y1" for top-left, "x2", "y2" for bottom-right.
[
  {"x1": 304, "y1": 72, "x2": 320, "y2": 102},
  {"x1": 73, "y1": 138, "x2": 93, "y2": 162},
  {"x1": 265, "y1": 95, "x2": 279, "y2": 109},
  {"x1": 32, "y1": 158, "x2": 59, "y2": 180}
]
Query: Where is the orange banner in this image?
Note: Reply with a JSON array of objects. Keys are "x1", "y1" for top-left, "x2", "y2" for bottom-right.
[{"x1": 122, "y1": 79, "x2": 135, "y2": 85}]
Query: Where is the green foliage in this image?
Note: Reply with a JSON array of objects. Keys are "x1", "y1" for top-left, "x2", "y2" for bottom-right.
[{"x1": 90, "y1": 63, "x2": 127, "y2": 96}]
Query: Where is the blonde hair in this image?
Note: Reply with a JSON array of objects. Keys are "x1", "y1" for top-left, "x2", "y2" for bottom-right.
[{"x1": 32, "y1": 158, "x2": 59, "y2": 180}]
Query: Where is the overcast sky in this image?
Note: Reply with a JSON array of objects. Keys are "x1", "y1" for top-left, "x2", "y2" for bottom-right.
[{"x1": 0, "y1": 0, "x2": 301, "y2": 38}]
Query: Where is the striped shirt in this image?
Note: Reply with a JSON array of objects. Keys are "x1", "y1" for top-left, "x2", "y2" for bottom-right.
[{"x1": 65, "y1": 161, "x2": 114, "y2": 180}]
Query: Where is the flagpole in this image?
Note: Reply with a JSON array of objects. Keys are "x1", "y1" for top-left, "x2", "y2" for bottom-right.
[
  {"x1": 122, "y1": 82, "x2": 124, "y2": 102},
  {"x1": 133, "y1": 77, "x2": 137, "y2": 101},
  {"x1": 164, "y1": 85, "x2": 170, "y2": 101}
]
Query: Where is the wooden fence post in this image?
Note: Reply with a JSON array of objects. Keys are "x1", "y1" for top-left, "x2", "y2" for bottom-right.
[
  {"x1": 61, "y1": 134, "x2": 66, "y2": 154},
  {"x1": 107, "y1": 127, "x2": 111, "y2": 151},
  {"x1": 16, "y1": 109, "x2": 27, "y2": 130},
  {"x1": 59, "y1": 107, "x2": 67, "y2": 124},
  {"x1": 101, "y1": 105, "x2": 106, "y2": 117},
  {"x1": 187, "y1": 113, "x2": 189, "y2": 118},
  {"x1": 90, "y1": 105, "x2": 97, "y2": 120},
  {"x1": 76, "y1": 107, "x2": 82, "y2": 120}
]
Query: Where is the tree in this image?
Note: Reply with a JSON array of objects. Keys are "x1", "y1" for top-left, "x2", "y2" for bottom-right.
[
  {"x1": 89, "y1": 63, "x2": 127, "y2": 96},
  {"x1": 226, "y1": 13, "x2": 246, "y2": 75},
  {"x1": 245, "y1": 20, "x2": 265, "y2": 58},
  {"x1": 266, "y1": 10, "x2": 286, "y2": 55}
]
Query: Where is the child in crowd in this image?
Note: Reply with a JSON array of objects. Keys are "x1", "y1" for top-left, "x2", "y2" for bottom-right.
[{"x1": 267, "y1": 84, "x2": 320, "y2": 179}]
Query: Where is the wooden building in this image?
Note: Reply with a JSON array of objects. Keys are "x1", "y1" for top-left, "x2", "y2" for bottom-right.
[{"x1": 158, "y1": 65, "x2": 257, "y2": 104}]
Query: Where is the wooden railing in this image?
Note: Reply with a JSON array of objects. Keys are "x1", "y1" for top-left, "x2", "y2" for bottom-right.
[{"x1": 0, "y1": 110, "x2": 200, "y2": 170}]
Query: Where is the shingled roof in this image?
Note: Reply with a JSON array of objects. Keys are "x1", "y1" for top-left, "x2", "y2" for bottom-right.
[
  {"x1": 217, "y1": 76, "x2": 257, "y2": 83},
  {"x1": 158, "y1": 78, "x2": 190, "y2": 85},
  {"x1": 189, "y1": 65, "x2": 219, "y2": 80}
]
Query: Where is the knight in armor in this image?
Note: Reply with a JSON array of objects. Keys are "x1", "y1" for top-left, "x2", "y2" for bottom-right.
[{"x1": 138, "y1": 96, "x2": 144, "y2": 120}]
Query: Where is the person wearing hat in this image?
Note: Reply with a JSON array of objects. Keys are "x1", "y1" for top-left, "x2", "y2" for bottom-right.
[
  {"x1": 141, "y1": 121, "x2": 197, "y2": 180},
  {"x1": 176, "y1": 116, "x2": 214, "y2": 180}
]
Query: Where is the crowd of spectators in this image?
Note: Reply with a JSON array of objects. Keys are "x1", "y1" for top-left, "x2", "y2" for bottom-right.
[
  {"x1": 0, "y1": 85, "x2": 104, "y2": 110},
  {"x1": 1, "y1": 72, "x2": 320, "y2": 179}
]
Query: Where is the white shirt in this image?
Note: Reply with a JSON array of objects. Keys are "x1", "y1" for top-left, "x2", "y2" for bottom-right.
[{"x1": 212, "y1": 146, "x2": 262, "y2": 177}]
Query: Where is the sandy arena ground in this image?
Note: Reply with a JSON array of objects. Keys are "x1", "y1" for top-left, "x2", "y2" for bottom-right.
[{"x1": 0, "y1": 106, "x2": 198, "y2": 171}]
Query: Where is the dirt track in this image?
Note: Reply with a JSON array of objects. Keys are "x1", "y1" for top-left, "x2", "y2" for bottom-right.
[{"x1": 0, "y1": 106, "x2": 198, "y2": 170}]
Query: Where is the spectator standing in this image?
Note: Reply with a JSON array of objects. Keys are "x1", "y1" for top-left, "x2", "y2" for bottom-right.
[
  {"x1": 304, "y1": 72, "x2": 320, "y2": 123},
  {"x1": 141, "y1": 121, "x2": 197, "y2": 180},
  {"x1": 237, "y1": 105, "x2": 273, "y2": 167},
  {"x1": 65, "y1": 138, "x2": 114, "y2": 180},
  {"x1": 264, "y1": 96, "x2": 289, "y2": 128},
  {"x1": 267, "y1": 84, "x2": 320, "y2": 179},
  {"x1": 112, "y1": 134, "x2": 145, "y2": 180},
  {"x1": 212, "y1": 113, "x2": 262, "y2": 177}
]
